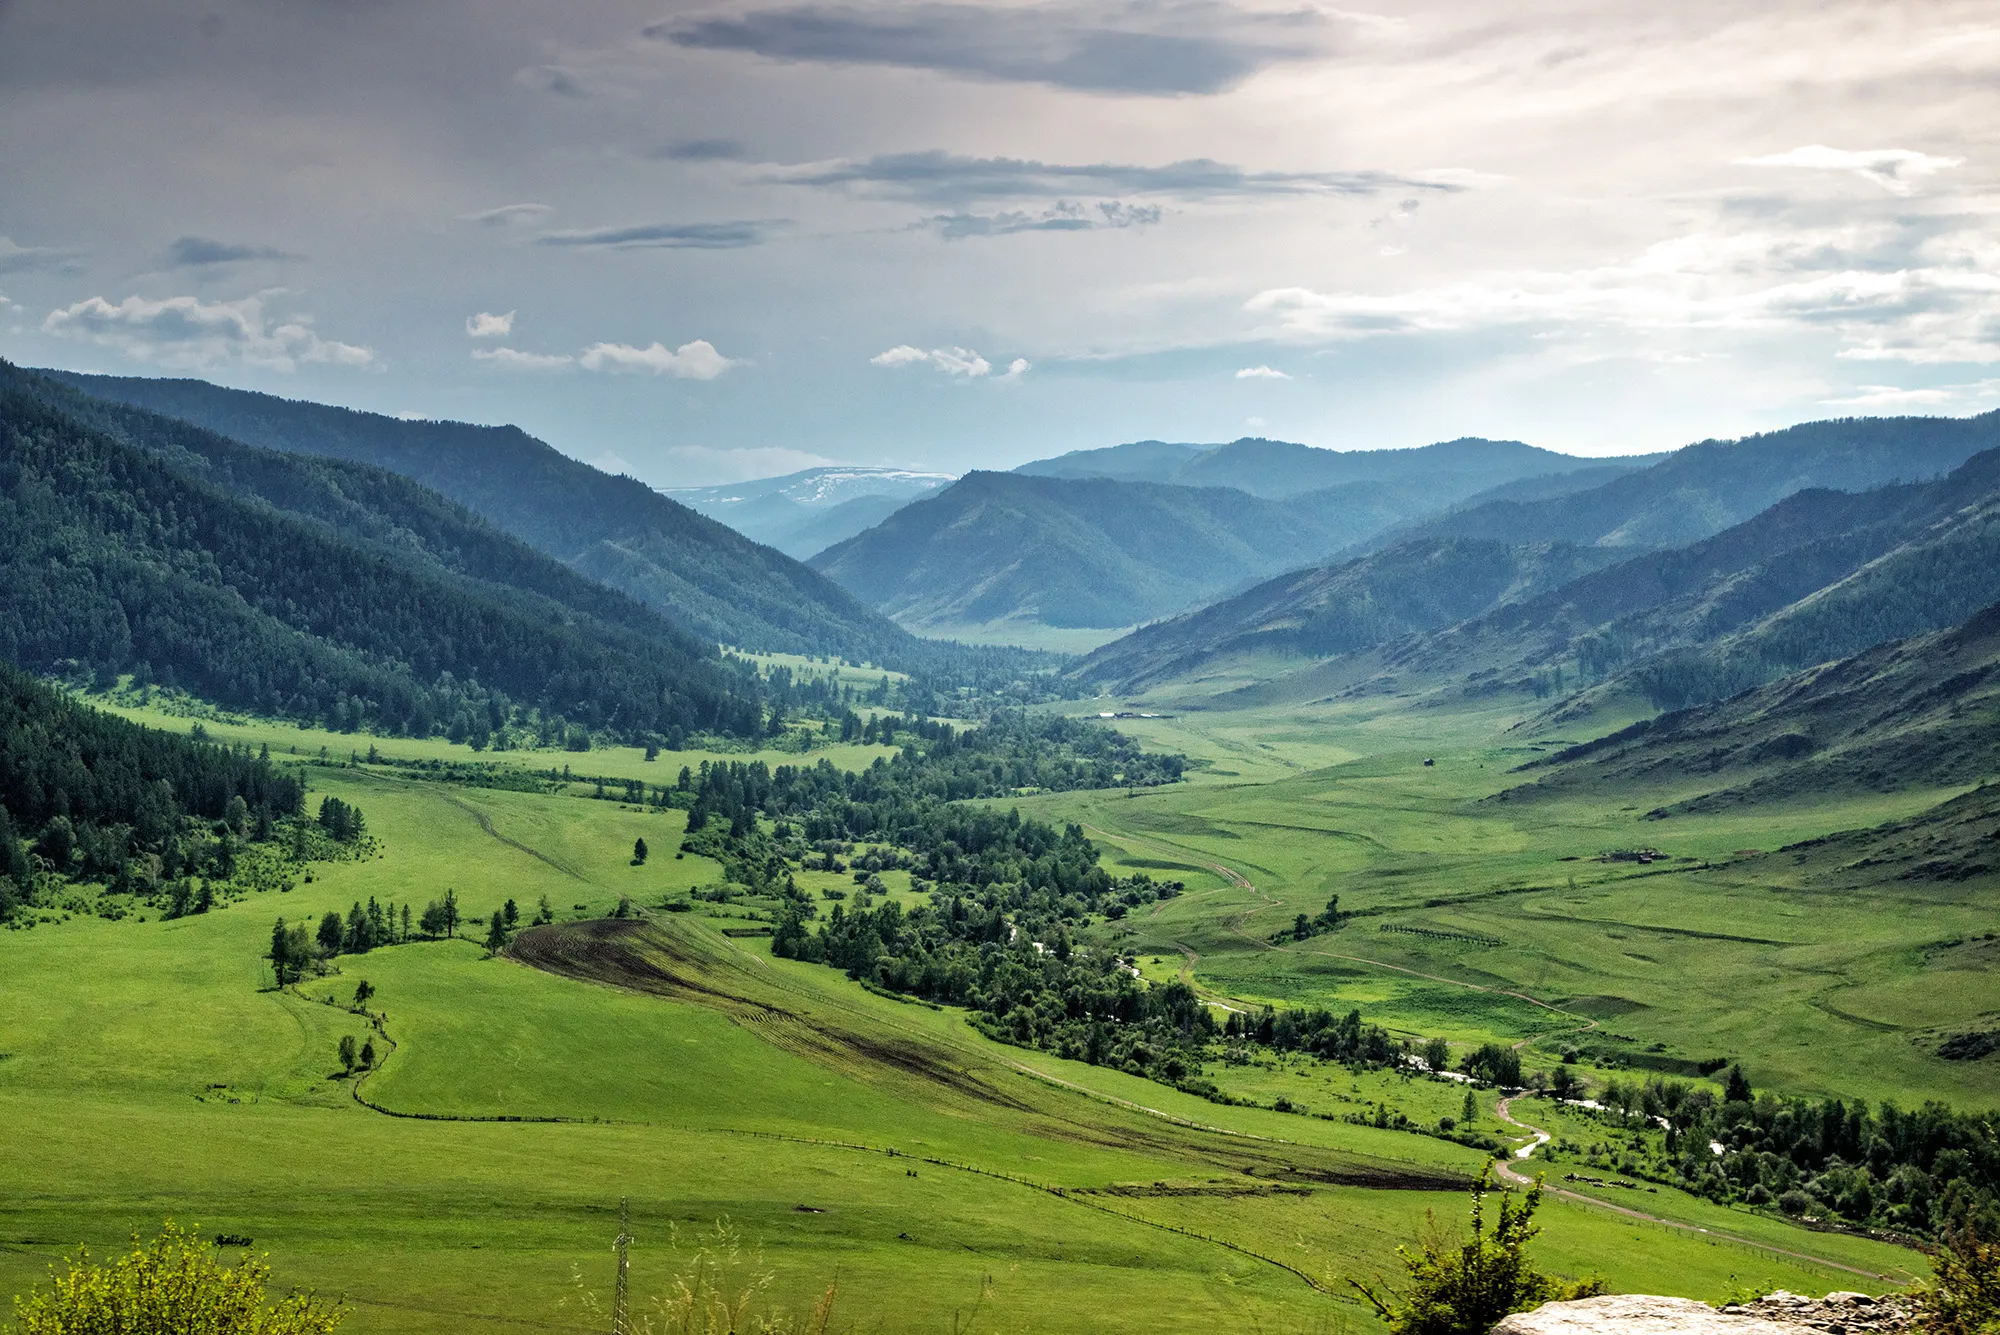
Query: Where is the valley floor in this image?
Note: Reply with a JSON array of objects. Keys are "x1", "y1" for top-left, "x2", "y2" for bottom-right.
[{"x1": 1, "y1": 691, "x2": 1962, "y2": 1332}]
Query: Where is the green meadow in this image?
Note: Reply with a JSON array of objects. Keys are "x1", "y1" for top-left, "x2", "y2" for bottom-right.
[{"x1": 0, "y1": 689, "x2": 1951, "y2": 1331}]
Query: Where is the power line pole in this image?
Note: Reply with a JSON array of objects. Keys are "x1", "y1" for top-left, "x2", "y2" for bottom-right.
[{"x1": 612, "y1": 1197, "x2": 632, "y2": 1335}]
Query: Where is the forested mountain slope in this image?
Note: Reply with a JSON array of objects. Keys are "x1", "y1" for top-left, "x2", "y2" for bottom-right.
[
  {"x1": 1074, "y1": 538, "x2": 1628, "y2": 690},
  {"x1": 1501, "y1": 600, "x2": 2000, "y2": 816},
  {"x1": 46, "y1": 370, "x2": 916, "y2": 663},
  {"x1": 1090, "y1": 445, "x2": 2000, "y2": 703},
  {"x1": 0, "y1": 365, "x2": 769, "y2": 741},
  {"x1": 1375, "y1": 412, "x2": 2000, "y2": 554},
  {"x1": 1395, "y1": 448, "x2": 2000, "y2": 699},
  {"x1": 811, "y1": 471, "x2": 1366, "y2": 631}
]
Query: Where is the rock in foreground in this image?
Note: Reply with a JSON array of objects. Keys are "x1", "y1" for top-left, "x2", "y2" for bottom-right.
[{"x1": 1492, "y1": 1292, "x2": 1908, "y2": 1335}]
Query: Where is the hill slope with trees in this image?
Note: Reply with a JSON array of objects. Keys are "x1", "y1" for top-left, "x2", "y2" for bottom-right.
[
  {"x1": 1075, "y1": 538, "x2": 1629, "y2": 690},
  {"x1": 46, "y1": 370, "x2": 918, "y2": 664},
  {"x1": 1085, "y1": 441, "x2": 2000, "y2": 702},
  {"x1": 1374, "y1": 412, "x2": 2000, "y2": 555},
  {"x1": 810, "y1": 471, "x2": 1374, "y2": 631},
  {"x1": 0, "y1": 363, "x2": 771, "y2": 743}
]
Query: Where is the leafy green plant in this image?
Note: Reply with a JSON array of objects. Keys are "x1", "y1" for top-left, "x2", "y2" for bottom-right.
[
  {"x1": 1910, "y1": 1223, "x2": 2000, "y2": 1335},
  {"x1": 12, "y1": 1221, "x2": 344, "y2": 1335},
  {"x1": 1353, "y1": 1164, "x2": 1604, "y2": 1335}
]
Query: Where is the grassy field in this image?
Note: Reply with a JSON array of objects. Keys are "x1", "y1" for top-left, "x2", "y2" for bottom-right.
[{"x1": 0, "y1": 687, "x2": 1956, "y2": 1331}]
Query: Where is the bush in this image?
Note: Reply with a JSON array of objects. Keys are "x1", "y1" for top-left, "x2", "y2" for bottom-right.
[
  {"x1": 1910, "y1": 1223, "x2": 2000, "y2": 1335},
  {"x1": 1354, "y1": 1163, "x2": 1604, "y2": 1335},
  {"x1": 12, "y1": 1221, "x2": 344, "y2": 1335}
]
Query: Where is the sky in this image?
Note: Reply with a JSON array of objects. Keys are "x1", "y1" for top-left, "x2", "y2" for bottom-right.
[{"x1": 1, "y1": 0, "x2": 1996, "y2": 486}]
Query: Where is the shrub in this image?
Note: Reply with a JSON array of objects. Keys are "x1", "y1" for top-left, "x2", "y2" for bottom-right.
[
  {"x1": 12, "y1": 1222, "x2": 344, "y2": 1335},
  {"x1": 1354, "y1": 1163, "x2": 1604, "y2": 1335},
  {"x1": 1910, "y1": 1223, "x2": 2000, "y2": 1335}
]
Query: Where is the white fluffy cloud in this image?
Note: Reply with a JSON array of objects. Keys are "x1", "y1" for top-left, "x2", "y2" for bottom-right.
[
  {"x1": 1246, "y1": 219, "x2": 2000, "y2": 365},
  {"x1": 578, "y1": 339, "x2": 734, "y2": 379},
  {"x1": 472, "y1": 346, "x2": 571, "y2": 370},
  {"x1": 465, "y1": 310, "x2": 515, "y2": 338},
  {"x1": 872, "y1": 344, "x2": 1019, "y2": 377},
  {"x1": 1736, "y1": 145, "x2": 1963, "y2": 195},
  {"x1": 1820, "y1": 380, "x2": 2000, "y2": 409},
  {"x1": 43, "y1": 293, "x2": 374, "y2": 372},
  {"x1": 1235, "y1": 365, "x2": 1289, "y2": 379}
]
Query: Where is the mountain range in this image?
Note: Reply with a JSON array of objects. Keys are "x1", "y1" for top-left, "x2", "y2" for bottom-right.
[
  {"x1": 43, "y1": 371, "x2": 918, "y2": 666},
  {"x1": 1080, "y1": 413, "x2": 2000, "y2": 694},
  {"x1": 810, "y1": 442, "x2": 1636, "y2": 637},
  {"x1": 665, "y1": 466, "x2": 955, "y2": 559},
  {"x1": 1014, "y1": 435, "x2": 1642, "y2": 499}
]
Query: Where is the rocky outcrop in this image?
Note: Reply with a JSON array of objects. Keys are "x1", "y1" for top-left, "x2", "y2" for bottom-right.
[{"x1": 1492, "y1": 1292, "x2": 1910, "y2": 1335}]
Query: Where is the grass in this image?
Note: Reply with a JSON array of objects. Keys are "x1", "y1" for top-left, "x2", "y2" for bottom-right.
[
  {"x1": 0, "y1": 689, "x2": 1955, "y2": 1330},
  {"x1": 1012, "y1": 688, "x2": 2000, "y2": 1109}
]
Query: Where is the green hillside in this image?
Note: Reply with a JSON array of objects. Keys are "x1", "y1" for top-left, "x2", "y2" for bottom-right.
[
  {"x1": 0, "y1": 364, "x2": 768, "y2": 742},
  {"x1": 47, "y1": 370, "x2": 918, "y2": 665},
  {"x1": 1507, "y1": 600, "x2": 2000, "y2": 815},
  {"x1": 1076, "y1": 538, "x2": 1629, "y2": 691},
  {"x1": 1097, "y1": 447, "x2": 2000, "y2": 710},
  {"x1": 1381, "y1": 412, "x2": 2000, "y2": 554},
  {"x1": 811, "y1": 471, "x2": 1362, "y2": 632}
]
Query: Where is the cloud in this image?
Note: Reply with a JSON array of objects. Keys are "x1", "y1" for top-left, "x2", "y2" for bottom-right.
[
  {"x1": 535, "y1": 220, "x2": 781, "y2": 250},
  {"x1": 1243, "y1": 220, "x2": 2000, "y2": 365},
  {"x1": 43, "y1": 293, "x2": 374, "y2": 372},
  {"x1": 1000, "y1": 358, "x2": 1031, "y2": 380},
  {"x1": 768, "y1": 150, "x2": 1460, "y2": 206},
  {"x1": 655, "y1": 443, "x2": 840, "y2": 487},
  {"x1": 461, "y1": 203, "x2": 552, "y2": 227},
  {"x1": 0, "y1": 235, "x2": 84, "y2": 274},
  {"x1": 1735, "y1": 146, "x2": 1963, "y2": 196},
  {"x1": 654, "y1": 0, "x2": 1342, "y2": 96},
  {"x1": 921, "y1": 200, "x2": 1163, "y2": 239},
  {"x1": 578, "y1": 339, "x2": 735, "y2": 379},
  {"x1": 472, "y1": 346, "x2": 572, "y2": 371},
  {"x1": 1819, "y1": 380, "x2": 2000, "y2": 410},
  {"x1": 871, "y1": 344, "x2": 1001, "y2": 376},
  {"x1": 465, "y1": 310, "x2": 516, "y2": 338},
  {"x1": 655, "y1": 138, "x2": 747, "y2": 162},
  {"x1": 165, "y1": 236, "x2": 298, "y2": 267},
  {"x1": 1235, "y1": 364, "x2": 1288, "y2": 378}
]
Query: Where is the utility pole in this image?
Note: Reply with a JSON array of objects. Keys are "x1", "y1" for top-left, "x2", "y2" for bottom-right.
[{"x1": 611, "y1": 1197, "x2": 631, "y2": 1335}]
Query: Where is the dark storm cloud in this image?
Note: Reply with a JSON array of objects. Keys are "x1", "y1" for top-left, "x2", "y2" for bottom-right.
[
  {"x1": 770, "y1": 150, "x2": 1462, "y2": 205},
  {"x1": 165, "y1": 236, "x2": 300, "y2": 267},
  {"x1": 534, "y1": 219, "x2": 784, "y2": 249},
  {"x1": 652, "y1": 0, "x2": 1334, "y2": 95}
]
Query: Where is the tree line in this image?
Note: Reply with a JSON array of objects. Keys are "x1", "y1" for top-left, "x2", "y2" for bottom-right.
[{"x1": 0, "y1": 660, "x2": 302, "y2": 920}]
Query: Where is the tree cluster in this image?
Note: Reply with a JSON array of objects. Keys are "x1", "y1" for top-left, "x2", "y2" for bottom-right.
[
  {"x1": 0, "y1": 660, "x2": 302, "y2": 919},
  {"x1": 1564, "y1": 1069, "x2": 2000, "y2": 1239}
]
